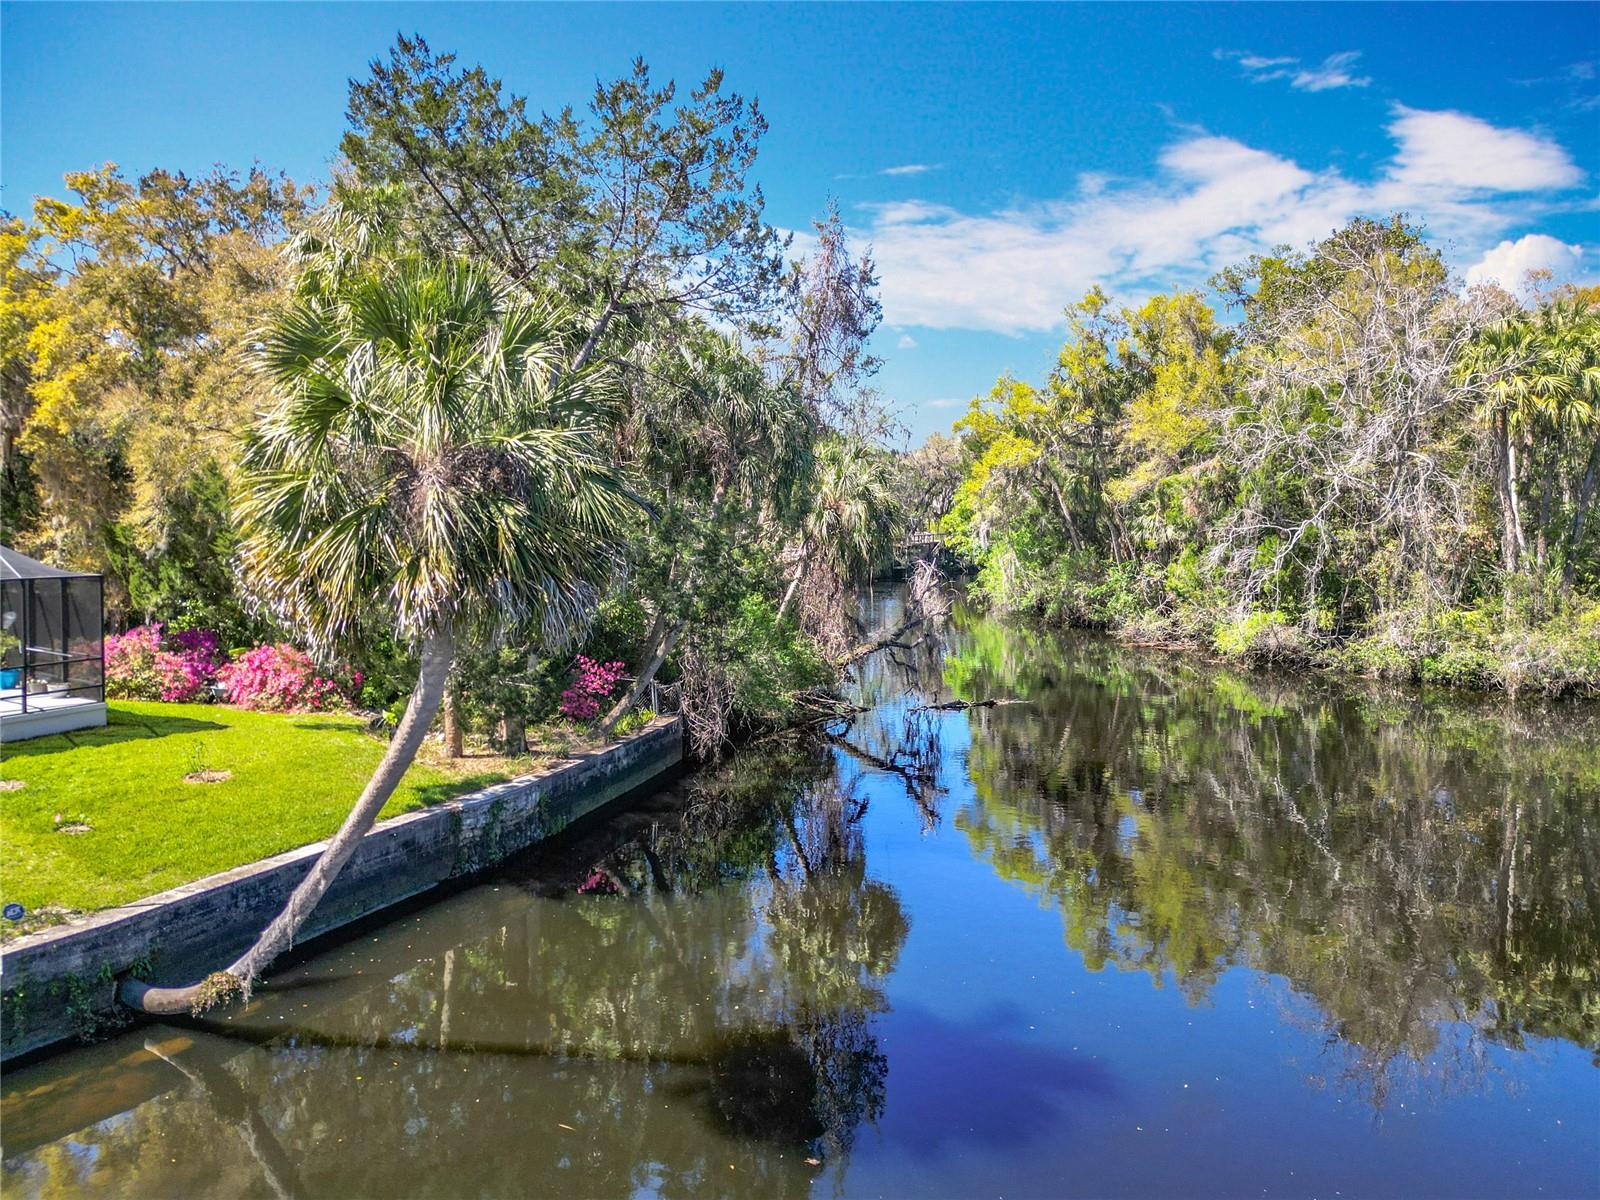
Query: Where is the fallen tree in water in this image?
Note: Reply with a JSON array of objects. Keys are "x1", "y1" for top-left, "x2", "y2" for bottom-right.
[{"x1": 910, "y1": 697, "x2": 1029, "y2": 712}]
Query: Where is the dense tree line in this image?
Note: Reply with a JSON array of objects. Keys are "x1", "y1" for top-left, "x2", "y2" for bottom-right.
[
  {"x1": 930, "y1": 218, "x2": 1600, "y2": 695},
  {"x1": 2, "y1": 37, "x2": 924, "y2": 1009},
  {"x1": 1, "y1": 36, "x2": 913, "y2": 761}
]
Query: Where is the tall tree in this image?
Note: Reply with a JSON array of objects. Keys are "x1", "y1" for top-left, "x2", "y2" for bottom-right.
[
  {"x1": 342, "y1": 36, "x2": 789, "y2": 368},
  {"x1": 777, "y1": 436, "x2": 904, "y2": 651},
  {"x1": 3, "y1": 164, "x2": 306, "y2": 623},
  {"x1": 1215, "y1": 219, "x2": 1490, "y2": 625},
  {"x1": 121, "y1": 258, "x2": 642, "y2": 1014},
  {"x1": 1459, "y1": 297, "x2": 1600, "y2": 587}
]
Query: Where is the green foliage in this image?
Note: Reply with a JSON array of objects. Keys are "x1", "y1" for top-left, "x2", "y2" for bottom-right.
[
  {"x1": 3, "y1": 40, "x2": 922, "y2": 761},
  {"x1": 1212, "y1": 610, "x2": 1310, "y2": 665},
  {"x1": 927, "y1": 217, "x2": 1600, "y2": 696},
  {"x1": 3, "y1": 163, "x2": 307, "y2": 620},
  {"x1": 722, "y1": 595, "x2": 831, "y2": 726},
  {"x1": 1330, "y1": 600, "x2": 1600, "y2": 697},
  {"x1": 341, "y1": 35, "x2": 788, "y2": 333},
  {"x1": 238, "y1": 256, "x2": 643, "y2": 651}
]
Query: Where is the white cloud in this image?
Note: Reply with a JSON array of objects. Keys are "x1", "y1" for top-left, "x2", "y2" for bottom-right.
[
  {"x1": 1290, "y1": 51, "x2": 1371, "y2": 92},
  {"x1": 1237, "y1": 53, "x2": 1295, "y2": 73},
  {"x1": 1387, "y1": 106, "x2": 1583, "y2": 192},
  {"x1": 925, "y1": 397, "x2": 966, "y2": 410},
  {"x1": 1218, "y1": 48, "x2": 1370, "y2": 91},
  {"x1": 896, "y1": 333, "x2": 919, "y2": 350},
  {"x1": 1465, "y1": 234, "x2": 1585, "y2": 294},
  {"x1": 835, "y1": 163, "x2": 943, "y2": 181},
  {"x1": 859, "y1": 106, "x2": 1586, "y2": 334}
]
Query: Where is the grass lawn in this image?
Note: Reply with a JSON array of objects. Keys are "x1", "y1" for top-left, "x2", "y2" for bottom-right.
[{"x1": 0, "y1": 701, "x2": 542, "y2": 925}]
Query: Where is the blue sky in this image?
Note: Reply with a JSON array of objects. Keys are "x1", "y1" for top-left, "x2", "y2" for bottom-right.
[{"x1": 4, "y1": 2, "x2": 1598, "y2": 441}]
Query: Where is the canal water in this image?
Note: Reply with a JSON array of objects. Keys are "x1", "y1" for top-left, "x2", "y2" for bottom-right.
[{"x1": 3, "y1": 595, "x2": 1597, "y2": 1198}]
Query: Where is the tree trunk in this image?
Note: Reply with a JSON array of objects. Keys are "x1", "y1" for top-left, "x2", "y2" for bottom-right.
[
  {"x1": 120, "y1": 629, "x2": 456, "y2": 1014},
  {"x1": 776, "y1": 541, "x2": 811, "y2": 621},
  {"x1": 599, "y1": 623, "x2": 681, "y2": 736},
  {"x1": 144, "y1": 1037, "x2": 300, "y2": 1200},
  {"x1": 438, "y1": 947, "x2": 457, "y2": 1050},
  {"x1": 1563, "y1": 435, "x2": 1600, "y2": 590},
  {"x1": 1536, "y1": 465, "x2": 1553, "y2": 571},
  {"x1": 1044, "y1": 471, "x2": 1085, "y2": 554},
  {"x1": 1498, "y1": 412, "x2": 1526, "y2": 575},
  {"x1": 442, "y1": 689, "x2": 463, "y2": 759},
  {"x1": 497, "y1": 713, "x2": 525, "y2": 755},
  {"x1": 832, "y1": 591, "x2": 951, "y2": 670}
]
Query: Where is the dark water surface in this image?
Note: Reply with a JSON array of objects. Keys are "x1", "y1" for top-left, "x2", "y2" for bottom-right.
[{"x1": 4, "y1": 596, "x2": 1598, "y2": 1198}]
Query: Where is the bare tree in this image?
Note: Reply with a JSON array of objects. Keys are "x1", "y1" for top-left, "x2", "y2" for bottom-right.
[{"x1": 1212, "y1": 232, "x2": 1497, "y2": 631}]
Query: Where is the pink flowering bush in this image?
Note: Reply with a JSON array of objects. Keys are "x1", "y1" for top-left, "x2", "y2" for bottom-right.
[
  {"x1": 576, "y1": 868, "x2": 619, "y2": 895},
  {"x1": 157, "y1": 628, "x2": 226, "y2": 702},
  {"x1": 104, "y1": 625, "x2": 165, "y2": 700},
  {"x1": 559, "y1": 655, "x2": 627, "y2": 721},
  {"x1": 106, "y1": 624, "x2": 227, "y2": 702},
  {"x1": 217, "y1": 643, "x2": 357, "y2": 712}
]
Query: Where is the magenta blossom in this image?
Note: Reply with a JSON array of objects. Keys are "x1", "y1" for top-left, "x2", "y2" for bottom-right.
[
  {"x1": 559, "y1": 655, "x2": 627, "y2": 721},
  {"x1": 106, "y1": 624, "x2": 226, "y2": 702},
  {"x1": 217, "y1": 644, "x2": 354, "y2": 713}
]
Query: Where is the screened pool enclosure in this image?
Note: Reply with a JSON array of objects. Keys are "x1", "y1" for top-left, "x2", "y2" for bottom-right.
[{"x1": 0, "y1": 545, "x2": 106, "y2": 742}]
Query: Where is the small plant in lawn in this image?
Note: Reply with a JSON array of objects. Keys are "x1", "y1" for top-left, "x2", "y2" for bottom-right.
[
  {"x1": 559, "y1": 656, "x2": 627, "y2": 722},
  {"x1": 182, "y1": 740, "x2": 230, "y2": 785}
]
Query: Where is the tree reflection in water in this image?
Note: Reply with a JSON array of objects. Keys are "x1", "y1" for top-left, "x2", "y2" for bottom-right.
[
  {"x1": 3, "y1": 594, "x2": 1596, "y2": 1199},
  {"x1": 940, "y1": 600, "x2": 1600, "y2": 1107},
  {"x1": 2, "y1": 734, "x2": 910, "y2": 1199}
]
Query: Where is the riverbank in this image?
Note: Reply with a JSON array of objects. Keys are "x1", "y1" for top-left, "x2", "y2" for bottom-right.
[
  {"x1": 0, "y1": 714, "x2": 683, "y2": 1063},
  {"x1": 0, "y1": 702, "x2": 554, "y2": 925},
  {"x1": 967, "y1": 571, "x2": 1600, "y2": 699}
]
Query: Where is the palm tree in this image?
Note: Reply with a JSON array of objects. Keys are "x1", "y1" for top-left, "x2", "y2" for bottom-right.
[
  {"x1": 1459, "y1": 298, "x2": 1600, "y2": 581},
  {"x1": 122, "y1": 257, "x2": 642, "y2": 1014},
  {"x1": 777, "y1": 436, "x2": 902, "y2": 621}
]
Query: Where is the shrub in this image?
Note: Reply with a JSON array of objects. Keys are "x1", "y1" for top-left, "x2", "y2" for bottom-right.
[
  {"x1": 676, "y1": 594, "x2": 832, "y2": 753},
  {"x1": 1328, "y1": 634, "x2": 1415, "y2": 681},
  {"x1": 722, "y1": 594, "x2": 829, "y2": 725},
  {"x1": 559, "y1": 655, "x2": 627, "y2": 721},
  {"x1": 105, "y1": 624, "x2": 227, "y2": 702},
  {"x1": 157, "y1": 628, "x2": 226, "y2": 702},
  {"x1": 1488, "y1": 619, "x2": 1600, "y2": 697},
  {"x1": 105, "y1": 625, "x2": 165, "y2": 700},
  {"x1": 218, "y1": 643, "x2": 355, "y2": 712},
  {"x1": 1213, "y1": 610, "x2": 1310, "y2": 665}
]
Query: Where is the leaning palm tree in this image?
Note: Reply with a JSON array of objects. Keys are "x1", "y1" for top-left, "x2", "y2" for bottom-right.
[{"x1": 121, "y1": 257, "x2": 642, "y2": 1014}]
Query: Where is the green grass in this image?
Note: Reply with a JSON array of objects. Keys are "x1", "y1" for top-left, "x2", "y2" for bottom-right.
[{"x1": 0, "y1": 701, "x2": 528, "y2": 920}]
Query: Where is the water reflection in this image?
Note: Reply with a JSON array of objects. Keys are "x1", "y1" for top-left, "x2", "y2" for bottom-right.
[
  {"x1": 2, "y1": 595, "x2": 1597, "y2": 1198},
  {"x1": 3, "y1": 737, "x2": 906, "y2": 1198},
  {"x1": 940, "y1": 602, "x2": 1600, "y2": 1105}
]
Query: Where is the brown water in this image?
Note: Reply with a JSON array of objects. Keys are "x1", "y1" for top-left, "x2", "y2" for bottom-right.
[{"x1": 3, "y1": 595, "x2": 1598, "y2": 1198}]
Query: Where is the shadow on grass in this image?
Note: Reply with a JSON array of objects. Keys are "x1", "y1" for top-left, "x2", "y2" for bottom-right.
[
  {"x1": 286, "y1": 718, "x2": 371, "y2": 734},
  {"x1": 4, "y1": 710, "x2": 227, "y2": 758},
  {"x1": 406, "y1": 773, "x2": 518, "y2": 808}
]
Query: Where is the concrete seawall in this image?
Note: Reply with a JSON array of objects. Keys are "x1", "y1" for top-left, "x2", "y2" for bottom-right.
[{"x1": 0, "y1": 715, "x2": 683, "y2": 1063}]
